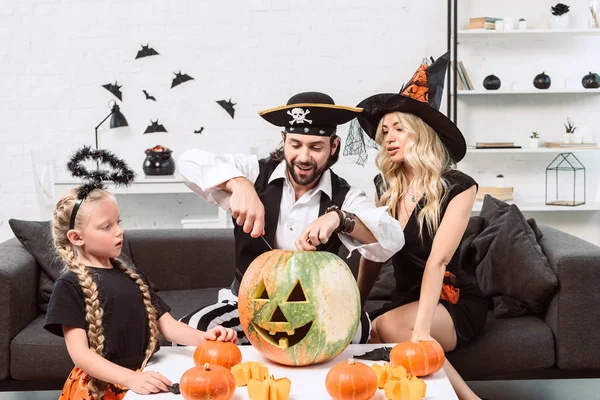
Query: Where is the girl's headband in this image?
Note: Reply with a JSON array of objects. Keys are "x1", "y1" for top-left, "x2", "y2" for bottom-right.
[{"x1": 66, "y1": 146, "x2": 135, "y2": 229}]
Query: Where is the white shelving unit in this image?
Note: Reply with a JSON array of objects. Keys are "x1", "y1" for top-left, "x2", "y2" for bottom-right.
[
  {"x1": 457, "y1": 28, "x2": 600, "y2": 39},
  {"x1": 466, "y1": 147, "x2": 600, "y2": 154},
  {"x1": 456, "y1": 88, "x2": 600, "y2": 95},
  {"x1": 472, "y1": 201, "x2": 600, "y2": 212}
]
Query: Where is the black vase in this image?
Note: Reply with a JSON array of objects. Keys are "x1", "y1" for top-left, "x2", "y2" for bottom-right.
[
  {"x1": 582, "y1": 71, "x2": 600, "y2": 89},
  {"x1": 143, "y1": 149, "x2": 175, "y2": 176},
  {"x1": 533, "y1": 72, "x2": 551, "y2": 89},
  {"x1": 483, "y1": 74, "x2": 501, "y2": 90}
]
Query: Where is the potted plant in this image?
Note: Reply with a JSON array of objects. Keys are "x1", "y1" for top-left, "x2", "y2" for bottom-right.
[
  {"x1": 518, "y1": 18, "x2": 527, "y2": 30},
  {"x1": 564, "y1": 117, "x2": 577, "y2": 143},
  {"x1": 549, "y1": 3, "x2": 570, "y2": 29},
  {"x1": 530, "y1": 132, "x2": 540, "y2": 148}
]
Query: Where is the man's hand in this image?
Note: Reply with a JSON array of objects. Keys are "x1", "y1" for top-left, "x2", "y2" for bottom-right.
[
  {"x1": 226, "y1": 177, "x2": 265, "y2": 238},
  {"x1": 295, "y1": 211, "x2": 340, "y2": 251}
]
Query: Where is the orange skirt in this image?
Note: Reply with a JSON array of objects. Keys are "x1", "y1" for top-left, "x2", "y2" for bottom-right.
[
  {"x1": 440, "y1": 271, "x2": 460, "y2": 305},
  {"x1": 59, "y1": 367, "x2": 128, "y2": 400}
]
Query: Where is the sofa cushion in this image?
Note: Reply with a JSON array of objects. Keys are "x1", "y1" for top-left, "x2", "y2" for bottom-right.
[
  {"x1": 447, "y1": 311, "x2": 555, "y2": 380},
  {"x1": 474, "y1": 202, "x2": 558, "y2": 317},
  {"x1": 8, "y1": 219, "x2": 142, "y2": 312}
]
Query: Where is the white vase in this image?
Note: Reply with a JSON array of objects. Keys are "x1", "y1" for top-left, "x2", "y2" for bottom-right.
[
  {"x1": 529, "y1": 138, "x2": 540, "y2": 148},
  {"x1": 564, "y1": 133, "x2": 574, "y2": 143},
  {"x1": 518, "y1": 20, "x2": 527, "y2": 30},
  {"x1": 548, "y1": 13, "x2": 570, "y2": 29}
]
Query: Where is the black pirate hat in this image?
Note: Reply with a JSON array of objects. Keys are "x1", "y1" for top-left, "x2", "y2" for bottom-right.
[
  {"x1": 259, "y1": 92, "x2": 363, "y2": 137},
  {"x1": 356, "y1": 53, "x2": 467, "y2": 162}
]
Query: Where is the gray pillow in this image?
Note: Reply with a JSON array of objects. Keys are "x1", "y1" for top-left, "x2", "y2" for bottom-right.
[
  {"x1": 475, "y1": 205, "x2": 558, "y2": 316},
  {"x1": 8, "y1": 219, "x2": 140, "y2": 312}
]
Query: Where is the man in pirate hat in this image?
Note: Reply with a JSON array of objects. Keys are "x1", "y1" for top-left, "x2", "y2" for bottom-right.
[{"x1": 178, "y1": 91, "x2": 404, "y2": 344}]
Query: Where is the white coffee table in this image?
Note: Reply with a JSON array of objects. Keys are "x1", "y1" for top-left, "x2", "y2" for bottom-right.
[{"x1": 124, "y1": 344, "x2": 458, "y2": 399}]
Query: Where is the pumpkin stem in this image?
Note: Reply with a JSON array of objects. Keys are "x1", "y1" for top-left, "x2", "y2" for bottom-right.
[
  {"x1": 348, "y1": 358, "x2": 355, "y2": 365},
  {"x1": 203, "y1": 363, "x2": 211, "y2": 371}
]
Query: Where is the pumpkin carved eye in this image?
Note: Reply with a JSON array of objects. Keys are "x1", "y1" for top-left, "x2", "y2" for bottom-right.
[
  {"x1": 253, "y1": 280, "x2": 270, "y2": 300},
  {"x1": 285, "y1": 280, "x2": 307, "y2": 302}
]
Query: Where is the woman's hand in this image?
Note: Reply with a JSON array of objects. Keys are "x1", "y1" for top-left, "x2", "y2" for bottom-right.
[
  {"x1": 125, "y1": 370, "x2": 172, "y2": 395},
  {"x1": 204, "y1": 326, "x2": 239, "y2": 344},
  {"x1": 295, "y1": 211, "x2": 340, "y2": 251},
  {"x1": 411, "y1": 330, "x2": 436, "y2": 343}
]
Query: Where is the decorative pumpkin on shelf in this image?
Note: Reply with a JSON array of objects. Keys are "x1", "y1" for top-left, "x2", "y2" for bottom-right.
[
  {"x1": 533, "y1": 72, "x2": 552, "y2": 89},
  {"x1": 143, "y1": 144, "x2": 176, "y2": 176},
  {"x1": 180, "y1": 363, "x2": 236, "y2": 400},
  {"x1": 390, "y1": 340, "x2": 445, "y2": 377},
  {"x1": 483, "y1": 74, "x2": 501, "y2": 90},
  {"x1": 581, "y1": 71, "x2": 600, "y2": 89},
  {"x1": 237, "y1": 250, "x2": 361, "y2": 366},
  {"x1": 325, "y1": 359, "x2": 378, "y2": 400},
  {"x1": 193, "y1": 340, "x2": 242, "y2": 370}
]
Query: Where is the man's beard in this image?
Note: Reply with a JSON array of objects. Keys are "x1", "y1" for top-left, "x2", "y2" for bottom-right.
[{"x1": 286, "y1": 159, "x2": 327, "y2": 186}]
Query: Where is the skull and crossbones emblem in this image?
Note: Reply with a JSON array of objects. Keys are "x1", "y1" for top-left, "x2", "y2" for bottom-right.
[{"x1": 287, "y1": 108, "x2": 312, "y2": 125}]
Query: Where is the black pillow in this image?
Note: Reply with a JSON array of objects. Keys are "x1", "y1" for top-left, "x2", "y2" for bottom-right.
[
  {"x1": 475, "y1": 205, "x2": 558, "y2": 316},
  {"x1": 8, "y1": 219, "x2": 141, "y2": 312}
]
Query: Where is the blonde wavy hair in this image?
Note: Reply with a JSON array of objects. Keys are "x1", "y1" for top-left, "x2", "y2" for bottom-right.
[
  {"x1": 52, "y1": 189, "x2": 159, "y2": 400},
  {"x1": 375, "y1": 112, "x2": 454, "y2": 237}
]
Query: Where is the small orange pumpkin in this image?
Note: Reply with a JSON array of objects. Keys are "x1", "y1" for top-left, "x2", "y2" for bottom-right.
[
  {"x1": 325, "y1": 358, "x2": 378, "y2": 400},
  {"x1": 193, "y1": 340, "x2": 242, "y2": 370},
  {"x1": 180, "y1": 363, "x2": 236, "y2": 400},
  {"x1": 390, "y1": 340, "x2": 445, "y2": 377}
]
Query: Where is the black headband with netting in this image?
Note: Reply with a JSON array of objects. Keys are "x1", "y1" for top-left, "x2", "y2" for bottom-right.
[{"x1": 343, "y1": 118, "x2": 380, "y2": 166}]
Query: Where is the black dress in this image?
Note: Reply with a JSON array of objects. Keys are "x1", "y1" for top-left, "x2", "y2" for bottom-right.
[
  {"x1": 44, "y1": 265, "x2": 170, "y2": 370},
  {"x1": 371, "y1": 170, "x2": 487, "y2": 350}
]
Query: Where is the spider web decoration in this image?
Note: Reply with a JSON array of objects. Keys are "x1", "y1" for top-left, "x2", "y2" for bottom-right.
[{"x1": 343, "y1": 118, "x2": 379, "y2": 166}]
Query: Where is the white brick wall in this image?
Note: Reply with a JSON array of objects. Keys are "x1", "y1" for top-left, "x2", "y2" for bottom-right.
[{"x1": 1, "y1": 0, "x2": 600, "y2": 245}]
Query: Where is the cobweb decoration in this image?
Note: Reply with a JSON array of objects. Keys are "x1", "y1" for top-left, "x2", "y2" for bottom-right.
[{"x1": 343, "y1": 118, "x2": 379, "y2": 166}]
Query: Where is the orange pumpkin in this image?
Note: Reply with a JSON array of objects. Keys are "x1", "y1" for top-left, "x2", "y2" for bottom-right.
[
  {"x1": 193, "y1": 341, "x2": 242, "y2": 370},
  {"x1": 180, "y1": 363, "x2": 236, "y2": 400},
  {"x1": 325, "y1": 359, "x2": 378, "y2": 400},
  {"x1": 390, "y1": 340, "x2": 445, "y2": 377}
]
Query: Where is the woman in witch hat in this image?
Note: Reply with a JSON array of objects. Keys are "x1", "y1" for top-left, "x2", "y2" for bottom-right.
[{"x1": 354, "y1": 53, "x2": 487, "y2": 400}]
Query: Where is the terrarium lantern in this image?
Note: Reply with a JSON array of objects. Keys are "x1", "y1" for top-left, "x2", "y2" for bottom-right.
[{"x1": 545, "y1": 152, "x2": 586, "y2": 206}]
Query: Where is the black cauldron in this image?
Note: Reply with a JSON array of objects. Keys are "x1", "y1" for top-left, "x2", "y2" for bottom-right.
[
  {"x1": 143, "y1": 146, "x2": 175, "y2": 176},
  {"x1": 483, "y1": 74, "x2": 501, "y2": 90},
  {"x1": 533, "y1": 72, "x2": 551, "y2": 89},
  {"x1": 582, "y1": 71, "x2": 600, "y2": 89}
]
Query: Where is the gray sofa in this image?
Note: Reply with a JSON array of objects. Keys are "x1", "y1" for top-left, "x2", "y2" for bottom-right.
[{"x1": 1, "y1": 226, "x2": 600, "y2": 390}]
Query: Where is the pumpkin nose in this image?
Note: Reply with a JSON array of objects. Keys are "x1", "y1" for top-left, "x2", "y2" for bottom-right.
[{"x1": 270, "y1": 305, "x2": 288, "y2": 323}]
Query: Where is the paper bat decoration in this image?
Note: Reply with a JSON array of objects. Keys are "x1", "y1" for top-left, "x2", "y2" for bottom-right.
[
  {"x1": 135, "y1": 44, "x2": 159, "y2": 59},
  {"x1": 142, "y1": 90, "x2": 156, "y2": 101},
  {"x1": 216, "y1": 99, "x2": 236, "y2": 119},
  {"x1": 102, "y1": 81, "x2": 123, "y2": 101},
  {"x1": 167, "y1": 383, "x2": 180, "y2": 394},
  {"x1": 353, "y1": 347, "x2": 392, "y2": 361},
  {"x1": 194, "y1": 127, "x2": 204, "y2": 134},
  {"x1": 143, "y1": 120, "x2": 168, "y2": 134},
  {"x1": 171, "y1": 71, "x2": 194, "y2": 88}
]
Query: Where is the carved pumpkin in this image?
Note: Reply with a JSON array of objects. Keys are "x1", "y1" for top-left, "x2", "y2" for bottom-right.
[
  {"x1": 390, "y1": 340, "x2": 445, "y2": 377},
  {"x1": 325, "y1": 358, "x2": 378, "y2": 400},
  {"x1": 371, "y1": 362, "x2": 407, "y2": 388},
  {"x1": 193, "y1": 341, "x2": 242, "y2": 370},
  {"x1": 238, "y1": 250, "x2": 360, "y2": 366},
  {"x1": 247, "y1": 375, "x2": 291, "y2": 400},
  {"x1": 231, "y1": 361, "x2": 269, "y2": 386},
  {"x1": 383, "y1": 375, "x2": 427, "y2": 400},
  {"x1": 180, "y1": 363, "x2": 236, "y2": 400}
]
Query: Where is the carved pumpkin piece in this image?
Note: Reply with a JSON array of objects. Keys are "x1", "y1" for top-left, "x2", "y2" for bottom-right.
[{"x1": 238, "y1": 250, "x2": 361, "y2": 366}]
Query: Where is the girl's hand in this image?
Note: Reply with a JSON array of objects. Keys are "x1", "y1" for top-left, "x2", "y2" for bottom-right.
[
  {"x1": 125, "y1": 370, "x2": 172, "y2": 395},
  {"x1": 204, "y1": 326, "x2": 239, "y2": 344},
  {"x1": 411, "y1": 330, "x2": 436, "y2": 343}
]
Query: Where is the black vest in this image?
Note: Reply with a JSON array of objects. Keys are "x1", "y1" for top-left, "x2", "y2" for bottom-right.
[{"x1": 231, "y1": 158, "x2": 351, "y2": 295}]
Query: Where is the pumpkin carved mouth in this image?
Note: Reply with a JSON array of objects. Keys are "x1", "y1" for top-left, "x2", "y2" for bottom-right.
[{"x1": 251, "y1": 321, "x2": 313, "y2": 348}]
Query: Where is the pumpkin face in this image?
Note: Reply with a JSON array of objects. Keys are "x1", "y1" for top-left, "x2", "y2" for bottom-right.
[
  {"x1": 390, "y1": 340, "x2": 445, "y2": 377},
  {"x1": 238, "y1": 250, "x2": 360, "y2": 366},
  {"x1": 180, "y1": 363, "x2": 236, "y2": 400}
]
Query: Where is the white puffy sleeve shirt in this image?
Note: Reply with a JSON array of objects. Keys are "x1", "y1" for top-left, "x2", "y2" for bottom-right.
[{"x1": 178, "y1": 149, "x2": 404, "y2": 262}]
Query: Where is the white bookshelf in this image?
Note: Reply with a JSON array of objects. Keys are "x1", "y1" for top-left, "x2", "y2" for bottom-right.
[
  {"x1": 457, "y1": 28, "x2": 600, "y2": 39},
  {"x1": 456, "y1": 88, "x2": 600, "y2": 95},
  {"x1": 472, "y1": 201, "x2": 600, "y2": 212},
  {"x1": 466, "y1": 147, "x2": 600, "y2": 154},
  {"x1": 54, "y1": 175, "x2": 189, "y2": 195}
]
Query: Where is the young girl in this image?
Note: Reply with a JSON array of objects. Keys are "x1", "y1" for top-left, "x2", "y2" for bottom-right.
[
  {"x1": 353, "y1": 54, "x2": 487, "y2": 400},
  {"x1": 44, "y1": 148, "x2": 238, "y2": 399}
]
